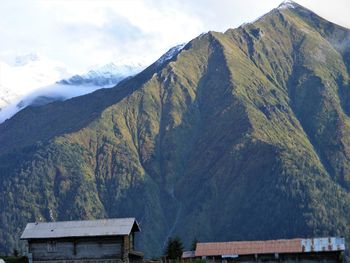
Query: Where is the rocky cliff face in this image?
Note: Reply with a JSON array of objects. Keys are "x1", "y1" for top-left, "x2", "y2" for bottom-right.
[{"x1": 1, "y1": 2, "x2": 350, "y2": 257}]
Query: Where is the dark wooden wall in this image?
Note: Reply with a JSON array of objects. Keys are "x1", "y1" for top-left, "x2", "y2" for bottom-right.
[{"x1": 29, "y1": 236, "x2": 124, "y2": 261}]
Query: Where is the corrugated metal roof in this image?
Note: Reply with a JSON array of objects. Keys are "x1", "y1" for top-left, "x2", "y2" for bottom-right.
[
  {"x1": 21, "y1": 218, "x2": 140, "y2": 240},
  {"x1": 194, "y1": 237, "x2": 345, "y2": 257}
]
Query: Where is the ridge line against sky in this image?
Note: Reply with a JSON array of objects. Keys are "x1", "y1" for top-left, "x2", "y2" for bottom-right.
[{"x1": 0, "y1": 0, "x2": 349, "y2": 73}]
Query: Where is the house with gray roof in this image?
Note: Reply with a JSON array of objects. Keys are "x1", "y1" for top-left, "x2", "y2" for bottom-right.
[{"x1": 20, "y1": 218, "x2": 143, "y2": 263}]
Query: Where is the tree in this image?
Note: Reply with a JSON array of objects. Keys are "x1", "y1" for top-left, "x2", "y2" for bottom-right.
[
  {"x1": 164, "y1": 236, "x2": 184, "y2": 259},
  {"x1": 191, "y1": 237, "x2": 198, "y2": 251},
  {"x1": 12, "y1": 248, "x2": 19, "y2": 257}
]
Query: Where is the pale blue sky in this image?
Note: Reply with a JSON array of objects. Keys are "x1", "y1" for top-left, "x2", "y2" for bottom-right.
[{"x1": 0, "y1": 0, "x2": 349, "y2": 72}]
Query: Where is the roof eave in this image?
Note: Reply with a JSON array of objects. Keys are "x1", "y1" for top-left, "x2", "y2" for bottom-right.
[{"x1": 132, "y1": 220, "x2": 141, "y2": 233}]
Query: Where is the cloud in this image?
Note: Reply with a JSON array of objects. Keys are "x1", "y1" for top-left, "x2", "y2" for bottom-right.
[
  {"x1": 0, "y1": 0, "x2": 204, "y2": 72},
  {"x1": 0, "y1": 83, "x2": 104, "y2": 123},
  {"x1": 0, "y1": 0, "x2": 349, "y2": 73}
]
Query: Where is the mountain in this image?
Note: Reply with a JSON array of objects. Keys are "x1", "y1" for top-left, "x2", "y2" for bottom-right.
[
  {"x1": 57, "y1": 45, "x2": 184, "y2": 87},
  {"x1": 59, "y1": 62, "x2": 145, "y2": 86},
  {"x1": 1, "y1": 1, "x2": 350, "y2": 257},
  {"x1": 0, "y1": 58, "x2": 145, "y2": 123}
]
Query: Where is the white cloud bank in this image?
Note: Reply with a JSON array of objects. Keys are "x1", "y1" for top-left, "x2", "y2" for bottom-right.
[{"x1": 0, "y1": 0, "x2": 349, "y2": 73}]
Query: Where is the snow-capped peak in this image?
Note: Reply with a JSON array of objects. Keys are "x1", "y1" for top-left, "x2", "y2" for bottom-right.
[
  {"x1": 156, "y1": 43, "x2": 186, "y2": 66},
  {"x1": 278, "y1": 0, "x2": 297, "y2": 10},
  {"x1": 86, "y1": 62, "x2": 144, "y2": 78},
  {"x1": 59, "y1": 61, "x2": 145, "y2": 87}
]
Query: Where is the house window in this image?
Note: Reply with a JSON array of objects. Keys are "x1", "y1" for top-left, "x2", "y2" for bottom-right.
[{"x1": 47, "y1": 241, "x2": 57, "y2": 252}]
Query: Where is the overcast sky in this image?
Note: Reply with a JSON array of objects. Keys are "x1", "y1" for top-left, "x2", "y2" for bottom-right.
[{"x1": 0, "y1": 0, "x2": 349, "y2": 72}]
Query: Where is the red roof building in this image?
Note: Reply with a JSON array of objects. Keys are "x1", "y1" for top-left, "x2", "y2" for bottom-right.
[{"x1": 183, "y1": 237, "x2": 345, "y2": 263}]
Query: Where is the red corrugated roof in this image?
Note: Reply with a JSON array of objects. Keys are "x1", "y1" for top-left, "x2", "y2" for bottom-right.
[{"x1": 195, "y1": 238, "x2": 303, "y2": 256}]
